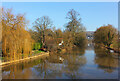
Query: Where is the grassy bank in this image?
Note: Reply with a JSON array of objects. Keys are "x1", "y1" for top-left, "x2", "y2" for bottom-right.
[{"x1": 0, "y1": 50, "x2": 49, "y2": 66}]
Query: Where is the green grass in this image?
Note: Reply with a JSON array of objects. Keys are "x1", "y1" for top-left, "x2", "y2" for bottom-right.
[
  {"x1": 0, "y1": 50, "x2": 45, "y2": 62},
  {"x1": 34, "y1": 50, "x2": 43, "y2": 54},
  {"x1": 0, "y1": 57, "x2": 4, "y2": 60},
  {"x1": 0, "y1": 57, "x2": 11, "y2": 62}
]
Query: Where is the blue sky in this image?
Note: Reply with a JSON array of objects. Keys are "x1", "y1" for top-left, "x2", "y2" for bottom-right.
[{"x1": 2, "y1": 2, "x2": 118, "y2": 31}]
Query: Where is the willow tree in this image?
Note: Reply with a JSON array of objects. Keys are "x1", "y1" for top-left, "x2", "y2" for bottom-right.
[
  {"x1": 33, "y1": 16, "x2": 52, "y2": 48},
  {"x1": 93, "y1": 24, "x2": 117, "y2": 48},
  {"x1": 2, "y1": 8, "x2": 33, "y2": 60}
]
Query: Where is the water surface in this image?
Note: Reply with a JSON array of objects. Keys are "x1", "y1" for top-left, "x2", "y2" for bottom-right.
[{"x1": 2, "y1": 45, "x2": 118, "y2": 79}]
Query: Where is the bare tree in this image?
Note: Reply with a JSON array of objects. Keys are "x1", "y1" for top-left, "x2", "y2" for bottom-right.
[
  {"x1": 33, "y1": 16, "x2": 52, "y2": 48},
  {"x1": 66, "y1": 9, "x2": 85, "y2": 33},
  {"x1": 64, "y1": 9, "x2": 86, "y2": 48}
]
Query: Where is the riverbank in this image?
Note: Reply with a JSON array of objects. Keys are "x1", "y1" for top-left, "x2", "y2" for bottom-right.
[
  {"x1": 0, "y1": 51, "x2": 49, "y2": 67},
  {"x1": 104, "y1": 46, "x2": 120, "y2": 54}
]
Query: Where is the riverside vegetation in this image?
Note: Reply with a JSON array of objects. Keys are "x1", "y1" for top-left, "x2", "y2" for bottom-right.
[{"x1": 1, "y1": 8, "x2": 119, "y2": 64}]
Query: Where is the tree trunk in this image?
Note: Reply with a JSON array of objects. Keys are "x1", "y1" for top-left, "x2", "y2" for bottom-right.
[
  {"x1": 42, "y1": 30, "x2": 45, "y2": 48},
  {"x1": 2, "y1": 38, "x2": 7, "y2": 56}
]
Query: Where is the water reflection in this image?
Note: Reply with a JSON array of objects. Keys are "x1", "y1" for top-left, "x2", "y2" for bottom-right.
[
  {"x1": 32, "y1": 48, "x2": 87, "y2": 79},
  {"x1": 94, "y1": 46, "x2": 118, "y2": 73},
  {"x1": 2, "y1": 57, "x2": 47, "y2": 79},
  {"x1": 66, "y1": 47, "x2": 86, "y2": 55},
  {"x1": 2, "y1": 45, "x2": 118, "y2": 79},
  {"x1": 62, "y1": 54, "x2": 86, "y2": 79}
]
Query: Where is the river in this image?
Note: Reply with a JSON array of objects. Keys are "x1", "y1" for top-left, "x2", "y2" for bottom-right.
[{"x1": 2, "y1": 44, "x2": 119, "y2": 79}]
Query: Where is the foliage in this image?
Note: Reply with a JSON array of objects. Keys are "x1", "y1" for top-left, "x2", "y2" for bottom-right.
[
  {"x1": 2, "y1": 8, "x2": 33, "y2": 60},
  {"x1": 74, "y1": 32, "x2": 87, "y2": 47},
  {"x1": 34, "y1": 50, "x2": 43, "y2": 54},
  {"x1": 33, "y1": 16, "x2": 52, "y2": 48},
  {"x1": 64, "y1": 9, "x2": 86, "y2": 48},
  {"x1": 33, "y1": 43, "x2": 42, "y2": 50},
  {"x1": 93, "y1": 24, "x2": 117, "y2": 48}
]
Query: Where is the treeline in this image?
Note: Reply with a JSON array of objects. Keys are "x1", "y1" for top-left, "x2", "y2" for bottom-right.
[
  {"x1": 2, "y1": 7, "x2": 119, "y2": 60},
  {"x1": 1, "y1": 8, "x2": 87, "y2": 60},
  {"x1": 29, "y1": 9, "x2": 87, "y2": 51}
]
